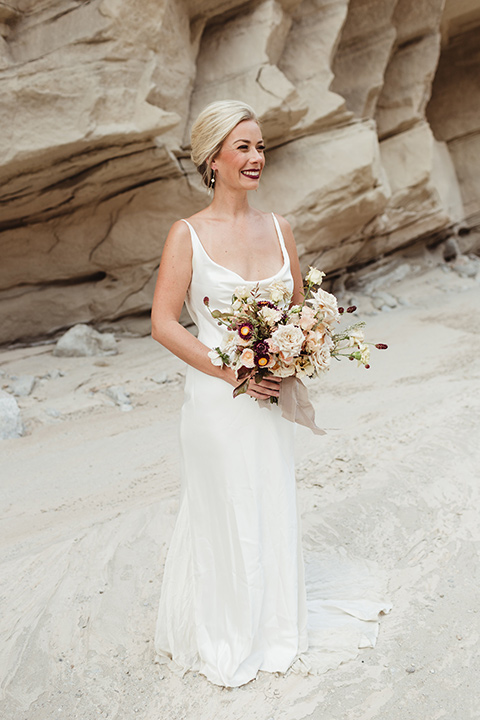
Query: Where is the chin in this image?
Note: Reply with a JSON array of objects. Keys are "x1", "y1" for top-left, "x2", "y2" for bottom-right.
[{"x1": 242, "y1": 179, "x2": 261, "y2": 189}]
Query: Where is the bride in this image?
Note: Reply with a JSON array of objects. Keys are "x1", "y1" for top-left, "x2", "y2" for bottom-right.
[{"x1": 151, "y1": 100, "x2": 389, "y2": 687}]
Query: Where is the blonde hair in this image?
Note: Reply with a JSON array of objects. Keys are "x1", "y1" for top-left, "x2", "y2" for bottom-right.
[{"x1": 190, "y1": 100, "x2": 260, "y2": 188}]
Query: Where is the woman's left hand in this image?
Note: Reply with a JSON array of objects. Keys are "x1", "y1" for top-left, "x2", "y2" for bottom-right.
[{"x1": 245, "y1": 375, "x2": 282, "y2": 400}]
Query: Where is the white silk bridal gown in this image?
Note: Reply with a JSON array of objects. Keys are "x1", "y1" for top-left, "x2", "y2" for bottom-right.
[{"x1": 154, "y1": 214, "x2": 391, "y2": 687}]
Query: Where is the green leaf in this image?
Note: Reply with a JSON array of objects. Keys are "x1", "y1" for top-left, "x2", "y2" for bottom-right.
[
  {"x1": 211, "y1": 309, "x2": 231, "y2": 320},
  {"x1": 233, "y1": 378, "x2": 250, "y2": 398}
]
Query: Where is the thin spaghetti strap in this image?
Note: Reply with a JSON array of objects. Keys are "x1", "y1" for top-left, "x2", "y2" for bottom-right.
[
  {"x1": 180, "y1": 218, "x2": 193, "y2": 236},
  {"x1": 180, "y1": 219, "x2": 200, "y2": 252},
  {"x1": 271, "y1": 212, "x2": 288, "y2": 262}
]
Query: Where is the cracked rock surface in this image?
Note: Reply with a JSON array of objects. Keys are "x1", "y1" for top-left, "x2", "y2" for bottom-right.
[{"x1": 1, "y1": 0, "x2": 479, "y2": 343}]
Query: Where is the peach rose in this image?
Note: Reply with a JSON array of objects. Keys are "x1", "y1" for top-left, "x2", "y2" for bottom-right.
[
  {"x1": 298, "y1": 306, "x2": 317, "y2": 331},
  {"x1": 239, "y1": 348, "x2": 255, "y2": 368}
]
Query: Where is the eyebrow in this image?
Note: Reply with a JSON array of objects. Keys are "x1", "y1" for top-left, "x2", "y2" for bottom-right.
[{"x1": 233, "y1": 139, "x2": 265, "y2": 144}]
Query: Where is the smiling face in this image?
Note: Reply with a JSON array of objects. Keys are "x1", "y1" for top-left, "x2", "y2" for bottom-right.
[{"x1": 210, "y1": 119, "x2": 265, "y2": 191}]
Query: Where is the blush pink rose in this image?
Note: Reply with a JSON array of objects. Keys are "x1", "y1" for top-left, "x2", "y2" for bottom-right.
[
  {"x1": 239, "y1": 348, "x2": 255, "y2": 368},
  {"x1": 299, "y1": 306, "x2": 317, "y2": 331}
]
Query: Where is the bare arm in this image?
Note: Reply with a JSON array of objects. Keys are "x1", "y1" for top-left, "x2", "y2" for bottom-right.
[
  {"x1": 151, "y1": 220, "x2": 280, "y2": 400},
  {"x1": 151, "y1": 220, "x2": 231, "y2": 381}
]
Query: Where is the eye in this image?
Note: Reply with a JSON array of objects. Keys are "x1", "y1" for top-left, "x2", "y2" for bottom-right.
[
  {"x1": 257, "y1": 145, "x2": 266, "y2": 152},
  {"x1": 238, "y1": 144, "x2": 249, "y2": 150}
]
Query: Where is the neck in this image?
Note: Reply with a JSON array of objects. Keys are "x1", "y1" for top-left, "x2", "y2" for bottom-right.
[{"x1": 208, "y1": 184, "x2": 251, "y2": 219}]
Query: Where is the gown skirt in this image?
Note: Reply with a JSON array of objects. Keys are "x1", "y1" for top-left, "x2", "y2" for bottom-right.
[{"x1": 154, "y1": 214, "x2": 391, "y2": 687}]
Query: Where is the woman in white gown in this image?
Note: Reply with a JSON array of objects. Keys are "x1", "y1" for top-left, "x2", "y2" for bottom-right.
[{"x1": 151, "y1": 101, "x2": 390, "y2": 687}]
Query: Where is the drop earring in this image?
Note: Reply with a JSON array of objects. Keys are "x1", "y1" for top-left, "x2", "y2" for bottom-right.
[{"x1": 210, "y1": 169, "x2": 215, "y2": 189}]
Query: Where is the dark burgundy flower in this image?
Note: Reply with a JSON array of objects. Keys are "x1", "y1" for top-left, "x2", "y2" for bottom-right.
[
  {"x1": 365, "y1": 364, "x2": 371, "y2": 369},
  {"x1": 203, "y1": 296, "x2": 209, "y2": 306},
  {"x1": 338, "y1": 307, "x2": 345, "y2": 314},
  {"x1": 375, "y1": 343, "x2": 388, "y2": 350},
  {"x1": 253, "y1": 341, "x2": 269, "y2": 355},
  {"x1": 254, "y1": 353, "x2": 270, "y2": 368},
  {"x1": 257, "y1": 300, "x2": 275, "y2": 309},
  {"x1": 346, "y1": 306, "x2": 357, "y2": 313},
  {"x1": 237, "y1": 321, "x2": 253, "y2": 340}
]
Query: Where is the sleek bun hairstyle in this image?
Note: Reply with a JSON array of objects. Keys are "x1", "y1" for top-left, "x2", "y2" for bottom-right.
[{"x1": 190, "y1": 100, "x2": 259, "y2": 189}]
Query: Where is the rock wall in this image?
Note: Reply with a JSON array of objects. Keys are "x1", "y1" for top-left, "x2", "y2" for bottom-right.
[
  {"x1": 427, "y1": 0, "x2": 480, "y2": 237},
  {"x1": 0, "y1": 0, "x2": 479, "y2": 344}
]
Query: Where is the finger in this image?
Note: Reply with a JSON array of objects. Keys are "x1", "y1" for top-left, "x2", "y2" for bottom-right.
[
  {"x1": 247, "y1": 382, "x2": 273, "y2": 396},
  {"x1": 258, "y1": 381, "x2": 281, "y2": 391},
  {"x1": 256, "y1": 374, "x2": 281, "y2": 385},
  {"x1": 256, "y1": 381, "x2": 281, "y2": 393},
  {"x1": 247, "y1": 389, "x2": 273, "y2": 399},
  {"x1": 248, "y1": 384, "x2": 279, "y2": 398}
]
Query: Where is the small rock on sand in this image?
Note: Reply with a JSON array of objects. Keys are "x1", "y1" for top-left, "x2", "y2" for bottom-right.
[
  {"x1": 105, "y1": 385, "x2": 132, "y2": 411},
  {"x1": 53, "y1": 325, "x2": 118, "y2": 357},
  {"x1": 150, "y1": 372, "x2": 170, "y2": 384},
  {"x1": 0, "y1": 390, "x2": 24, "y2": 439},
  {"x1": 8, "y1": 375, "x2": 36, "y2": 397}
]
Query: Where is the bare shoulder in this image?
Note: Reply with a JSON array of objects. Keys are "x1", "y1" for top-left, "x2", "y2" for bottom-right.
[
  {"x1": 168, "y1": 218, "x2": 191, "y2": 237},
  {"x1": 164, "y1": 218, "x2": 191, "y2": 248},
  {"x1": 272, "y1": 212, "x2": 292, "y2": 230},
  {"x1": 252, "y1": 207, "x2": 280, "y2": 231},
  {"x1": 183, "y1": 207, "x2": 212, "y2": 228},
  {"x1": 159, "y1": 220, "x2": 193, "y2": 272}
]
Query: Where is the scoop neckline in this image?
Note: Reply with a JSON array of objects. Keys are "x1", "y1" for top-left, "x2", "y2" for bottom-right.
[{"x1": 183, "y1": 213, "x2": 289, "y2": 284}]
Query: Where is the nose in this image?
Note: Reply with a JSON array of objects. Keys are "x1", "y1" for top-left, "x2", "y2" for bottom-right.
[{"x1": 250, "y1": 147, "x2": 264, "y2": 164}]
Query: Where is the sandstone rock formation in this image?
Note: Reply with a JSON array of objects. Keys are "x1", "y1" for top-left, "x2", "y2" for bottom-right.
[{"x1": 0, "y1": 0, "x2": 479, "y2": 344}]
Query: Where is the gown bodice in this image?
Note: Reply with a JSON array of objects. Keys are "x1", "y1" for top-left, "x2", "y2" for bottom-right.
[{"x1": 181, "y1": 213, "x2": 294, "y2": 348}]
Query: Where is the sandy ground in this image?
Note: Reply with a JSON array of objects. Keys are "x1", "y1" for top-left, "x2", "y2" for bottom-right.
[{"x1": 1, "y1": 247, "x2": 480, "y2": 720}]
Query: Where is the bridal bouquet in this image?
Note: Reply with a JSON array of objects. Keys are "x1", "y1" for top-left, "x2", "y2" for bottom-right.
[{"x1": 205, "y1": 267, "x2": 387, "y2": 400}]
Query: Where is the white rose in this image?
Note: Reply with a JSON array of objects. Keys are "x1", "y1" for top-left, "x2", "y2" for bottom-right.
[
  {"x1": 308, "y1": 288, "x2": 339, "y2": 327},
  {"x1": 306, "y1": 267, "x2": 325, "y2": 285},
  {"x1": 233, "y1": 285, "x2": 251, "y2": 300},
  {"x1": 311, "y1": 345, "x2": 332, "y2": 373},
  {"x1": 268, "y1": 280, "x2": 291, "y2": 304},
  {"x1": 260, "y1": 306, "x2": 283, "y2": 325},
  {"x1": 270, "y1": 323, "x2": 305, "y2": 356},
  {"x1": 347, "y1": 328, "x2": 365, "y2": 347}
]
